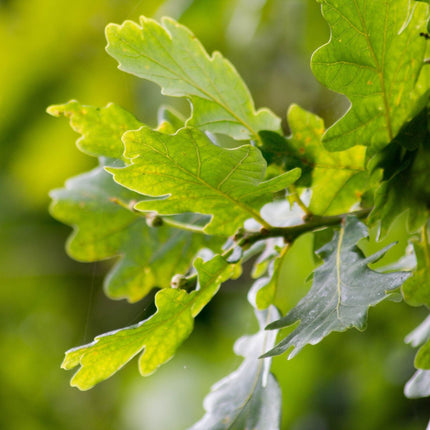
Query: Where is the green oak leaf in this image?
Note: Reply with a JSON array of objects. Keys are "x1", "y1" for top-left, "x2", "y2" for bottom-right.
[
  {"x1": 50, "y1": 166, "x2": 222, "y2": 302},
  {"x1": 62, "y1": 255, "x2": 235, "y2": 390},
  {"x1": 107, "y1": 126, "x2": 301, "y2": 236},
  {"x1": 263, "y1": 217, "x2": 410, "y2": 359},
  {"x1": 105, "y1": 16, "x2": 281, "y2": 141},
  {"x1": 311, "y1": 0, "x2": 429, "y2": 151},
  {"x1": 285, "y1": 104, "x2": 369, "y2": 215},
  {"x1": 368, "y1": 107, "x2": 430, "y2": 237},
  {"x1": 416, "y1": 338, "x2": 430, "y2": 368},
  {"x1": 411, "y1": 313, "x2": 430, "y2": 370},
  {"x1": 402, "y1": 240, "x2": 430, "y2": 307},
  {"x1": 416, "y1": 0, "x2": 430, "y2": 31},
  {"x1": 189, "y1": 307, "x2": 281, "y2": 430},
  {"x1": 47, "y1": 100, "x2": 142, "y2": 160}
]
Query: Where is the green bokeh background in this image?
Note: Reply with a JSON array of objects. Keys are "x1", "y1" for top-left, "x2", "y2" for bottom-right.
[{"x1": 1, "y1": 0, "x2": 429, "y2": 428}]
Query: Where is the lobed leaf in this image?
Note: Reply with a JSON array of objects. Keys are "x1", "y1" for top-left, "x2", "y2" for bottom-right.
[
  {"x1": 62, "y1": 255, "x2": 235, "y2": 390},
  {"x1": 368, "y1": 106, "x2": 430, "y2": 236},
  {"x1": 311, "y1": 0, "x2": 429, "y2": 151},
  {"x1": 263, "y1": 216, "x2": 410, "y2": 359},
  {"x1": 50, "y1": 167, "x2": 222, "y2": 302},
  {"x1": 47, "y1": 100, "x2": 142, "y2": 160},
  {"x1": 107, "y1": 126, "x2": 301, "y2": 235},
  {"x1": 284, "y1": 104, "x2": 370, "y2": 215},
  {"x1": 189, "y1": 307, "x2": 281, "y2": 430},
  {"x1": 105, "y1": 16, "x2": 281, "y2": 141}
]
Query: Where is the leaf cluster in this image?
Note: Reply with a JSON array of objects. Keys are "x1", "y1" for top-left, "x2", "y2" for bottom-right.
[{"x1": 48, "y1": 1, "x2": 430, "y2": 428}]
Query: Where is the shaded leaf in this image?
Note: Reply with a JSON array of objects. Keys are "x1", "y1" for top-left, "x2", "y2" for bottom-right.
[
  {"x1": 157, "y1": 105, "x2": 187, "y2": 131},
  {"x1": 107, "y1": 126, "x2": 300, "y2": 235},
  {"x1": 47, "y1": 100, "x2": 142, "y2": 160},
  {"x1": 311, "y1": 0, "x2": 429, "y2": 151},
  {"x1": 368, "y1": 107, "x2": 430, "y2": 236},
  {"x1": 402, "y1": 240, "x2": 430, "y2": 307},
  {"x1": 416, "y1": 337, "x2": 430, "y2": 368},
  {"x1": 50, "y1": 166, "x2": 222, "y2": 302},
  {"x1": 62, "y1": 255, "x2": 235, "y2": 390},
  {"x1": 264, "y1": 217, "x2": 410, "y2": 358},
  {"x1": 189, "y1": 307, "x2": 281, "y2": 430},
  {"x1": 105, "y1": 16, "x2": 281, "y2": 141}
]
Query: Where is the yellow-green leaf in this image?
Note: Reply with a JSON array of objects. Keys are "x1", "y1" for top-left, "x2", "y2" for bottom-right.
[
  {"x1": 312, "y1": 0, "x2": 429, "y2": 151},
  {"x1": 105, "y1": 16, "x2": 281, "y2": 141},
  {"x1": 62, "y1": 255, "x2": 235, "y2": 390},
  {"x1": 107, "y1": 126, "x2": 300, "y2": 235}
]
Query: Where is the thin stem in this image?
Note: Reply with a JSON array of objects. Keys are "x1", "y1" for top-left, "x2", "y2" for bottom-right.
[
  {"x1": 237, "y1": 208, "x2": 371, "y2": 248},
  {"x1": 173, "y1": 207, "x2": 371, "y2": 291},
  {"x1": 289, "y1": 185, "x2": 313, "y2": 217},
  {"x1": 172, "y1": 243, "x2": 236, "y2": 291},
  {"x1": 162, "y1": 217, "x2": 206, "y2": 234},
  {"x1": 110, "y1": 197, "x2": 206, "y2": 234}
]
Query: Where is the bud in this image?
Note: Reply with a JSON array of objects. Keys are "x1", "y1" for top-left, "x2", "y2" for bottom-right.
[
  {"x1": 171, "y1": 274, "x2": 187, "y2": 289},
  {"x1": 146, "y1": 213, "x2": 163, "y2": 227}
]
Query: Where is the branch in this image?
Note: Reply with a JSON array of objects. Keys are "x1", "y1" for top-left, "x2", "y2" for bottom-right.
[
  {"x1": 236, "y1": 208, "x2": 371, "y2": 248},
  {"x1": 172, "y1": 208, "x2": 371, "y2": 291}
]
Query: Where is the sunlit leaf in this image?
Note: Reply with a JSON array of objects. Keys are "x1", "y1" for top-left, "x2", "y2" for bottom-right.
[
  {"x1": 107, "y1": 126, "x2": 301, "y2": 235},
  {"x1": 311, "y1": 0, "x2": 429, "y2": 151},
  {"x1": 47, "y1": 100, "x2": 142, "y2": 160},
  {"x1": 189, "y1": 307, "x2": 281, "y2": 430},
  {"x1": 285, "y1": 104, "x2": 369, "y2": 215},
  {"x1": 50, "y1": 166, "x2": 222, "y2": 302},
  {"x1": 263, "y1": 217, "x2": 410, "y2": 358},
  {"x1": 62, "y1": 255, "x2": 235, "y2": 390},
  {"x1": 105, "y1": 16, "x2": 281, "y2": 141}
]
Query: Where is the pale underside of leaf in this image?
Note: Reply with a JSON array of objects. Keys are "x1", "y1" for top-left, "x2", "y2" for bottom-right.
[
  {"x1": 62, "y1": 256, "x2": 235, "y2": 390},
  {"x1": 263, "y1": 216, "x2": 410, "y2": 358},
  {"x1": 50, "y1": 166, "x2": 222, "y2": 302},
  {"x1": 189, "y1": 307, "x2": 281, "y2": 430},
  {"x1": 105, "y1": 16, "x2": 281, "y2": 141},
  {"x1": 107, "y1": 126, "x2": 300, "y2": 235},
  {"x1": 312, "y1": 0, "x2": 429, "y2": 151},
  {"x1": 404, "y1": 314, "x2": 430, "y2": 398},
  {"x1": 405, "y1": 369, "x2": 430, "y2": 398}
]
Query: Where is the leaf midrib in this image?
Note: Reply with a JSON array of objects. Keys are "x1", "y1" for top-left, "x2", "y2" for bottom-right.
[
  {"x1": 115, "y1": 27, "x2": 261, "y2": 141},
  {"x1": 353, "y1": 0, "x2": 393, "y2": 140},
  {"x1": 137, "y1": 135, "x2": 271, "y2": 228},
  {"x1": 226, "y1": 308, "x2": 275, "y2": 429}
]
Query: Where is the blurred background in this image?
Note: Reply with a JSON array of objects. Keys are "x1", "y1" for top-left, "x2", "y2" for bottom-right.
[{"x1": 1, "y1": 0, "x2": 429, "y2": 428}]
